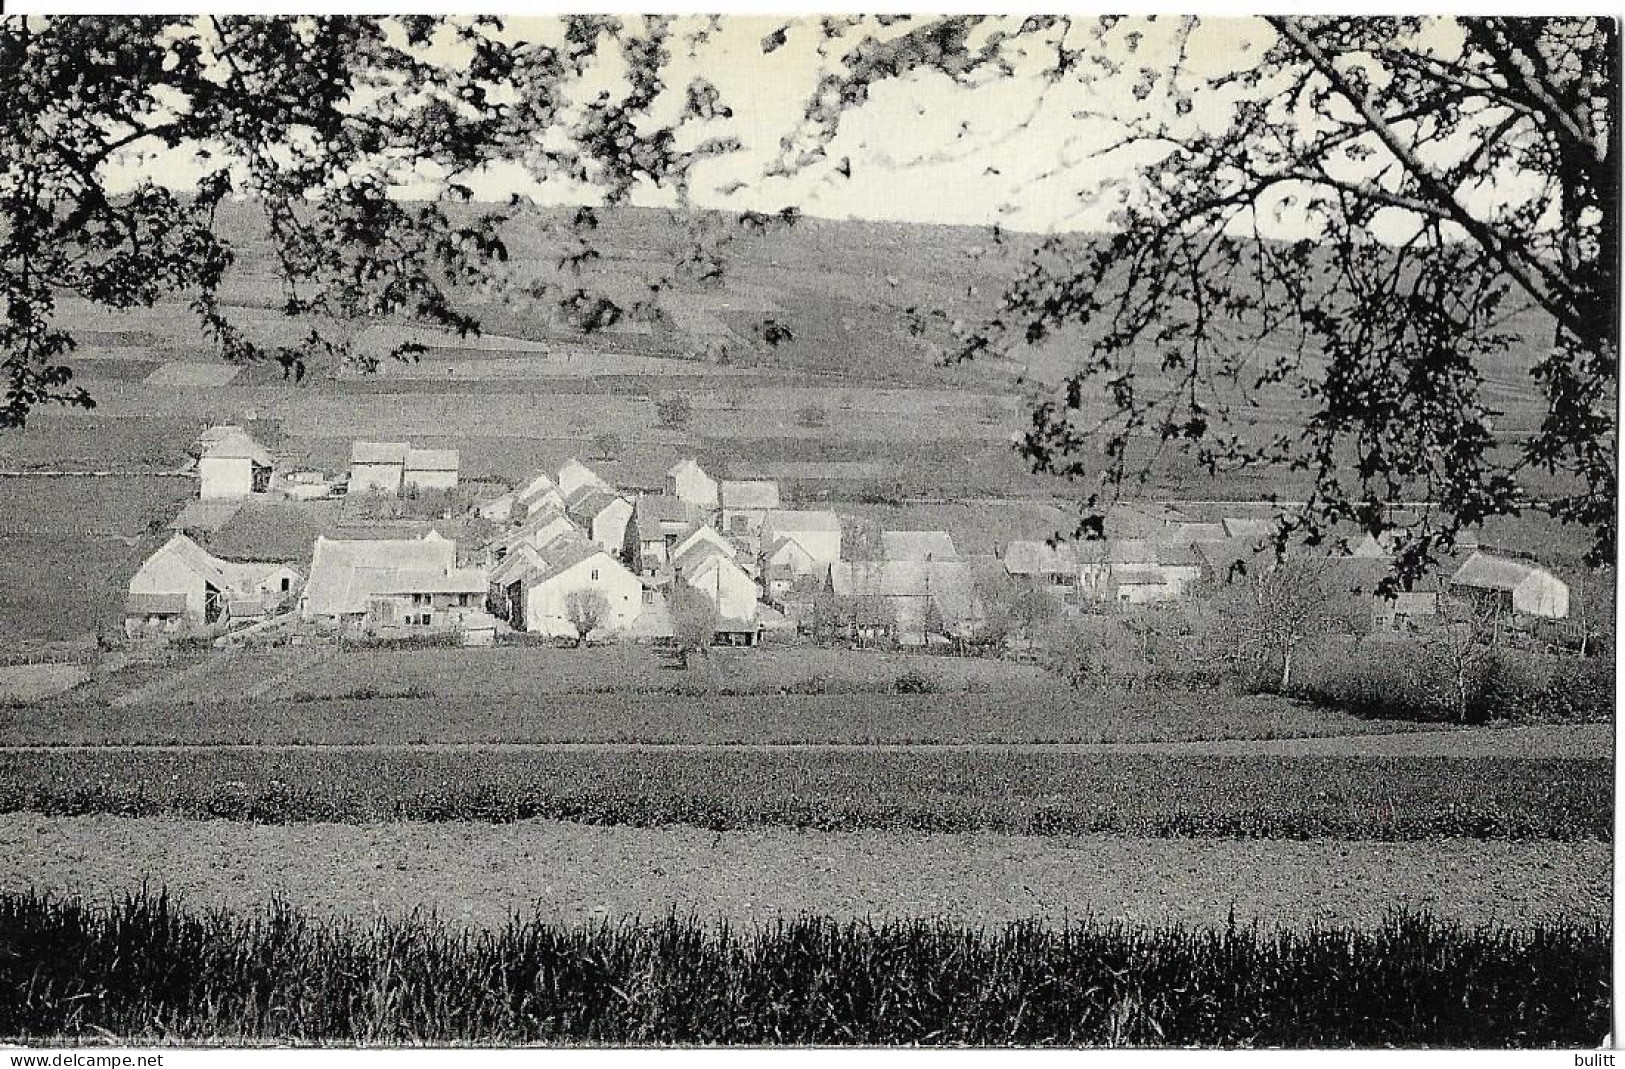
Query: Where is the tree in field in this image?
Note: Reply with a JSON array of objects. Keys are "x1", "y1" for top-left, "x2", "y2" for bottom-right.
[
  {"x1": 564, "y1": 588, "x2": 611, "y2": 647},
  {"x1": 669, "y1": 582, "x2": 718, "y2": 667},
  {"x1": 592, "y1": 431, "x2": 622, "y2": 463},
  {"x1": 1208, "y1": 558, "x2": 1353, "y2": 692},
  {"x1": 655, "y1": 394, "x2": 693, "y2": 431},
  {"x1": 1423, "y1": 596, "x2": 1503, "y2": 721},
  {"x1": 1042, "y1": 613, "x2": 1149, "y2": 690}
]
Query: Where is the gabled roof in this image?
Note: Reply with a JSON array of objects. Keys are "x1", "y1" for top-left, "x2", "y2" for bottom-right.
[
  {"x1": 667, "y1": 457, "x2": 711, "y2": 479},
  {"x1": 125, "y1": 592, "x2": 188, "y2": 616},
  {"x1": 375, "y1": 567, "x2": 485, "y2": 595},
  {"x1": 1154, "y1": 541, "x2": 1205, "y2": 568},
  {"x1": 405, "y1": 448, "x2": 459, "y2": 472},
  {"x1": 635, "y1": 493, "x2": 701, "y2": 532},
  {"x1": 672, "y1": 534, "x2": 733, "y2": 574},
  {"x1": 1105, "y1": 502, "x2": 1187, "y2": 537},
  {"x1": 201, "y1": 429, "x2": 273, "y2": 465},
  {"x1": 151, "y1": 533, "x2": 229, "y2": 588},
  {"x1": 558, "y1": 457, "x2": 609, "y2": 489},
  {"x1": 1451, "y1": 550, "x2": 1549, "y2": 592},
  {"x1": 765, "y1": 534, "x2": 815, "y2": 563},
  {"x1": 764, "y1": 509, "x2": 840, "y2": 533},
  {"x1": 672, "y1": 523, "x2": 735, "y2": 561},
  {"x1": 1003, "y1": 540, "x2": 1084, "y2": 575},
  {"x1": 532, "y1": 541, "x2": 624, "y2": 586},
  {"x1": 351, "y1": 441, "x2": 408, "y2": 465},
  {"x1": 302, "y1": 533, "x2": 460, "y2": 617},
  {"x1": 1223, "y1": 517, "x2": 1273, "y2": 540},
  {"x1": 882, "y1": 530, "x2": 959, "y2": 562},
  {"x1": 1107, "y1": 539, "x2": 1159, "y2": 566},
  {"x1": 720, "y1": 480, "x2": 780, "y2": 510},
  {"x1": 514, "y1": 472, "x2": 558, "y2": 506},
  {"x1": 568, "y1": 487, "x2": 628, "y2": 523}
]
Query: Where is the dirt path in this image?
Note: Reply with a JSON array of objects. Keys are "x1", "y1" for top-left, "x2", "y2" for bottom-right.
[
  {"x1": 0, "y1": 722, "x2": 1608, "y2": 759},
  {"x1": 0, "y1": 814, "x2": 1604, "y2": 931}
]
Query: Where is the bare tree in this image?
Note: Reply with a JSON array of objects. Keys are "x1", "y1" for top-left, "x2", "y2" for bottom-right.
[
  {"x1": 564, "y1": 588, "x2": 611, "y2": 648},
  {"x1": 1210, "y1": 559, "x2": 1352, "y2": 692},
  {"x1": 1425, "y1": 597, "x2": 1503, "y2": 721},
  {"x1": 670, "y1": 583, "x2": 719, "y2": 667}
]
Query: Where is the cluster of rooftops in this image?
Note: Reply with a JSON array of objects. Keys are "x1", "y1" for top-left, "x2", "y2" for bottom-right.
[{"x1": 126, "y1": 427, "x2": 1575, "y2": 646}]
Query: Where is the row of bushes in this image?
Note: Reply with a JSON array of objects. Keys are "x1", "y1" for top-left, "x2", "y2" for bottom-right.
[
  {"x1": 1295, "y1": 641, "x2": 1613, "y2": 725},
  {"x1": 0, "y1": 750, "x2": 1606, "y2": 840}
]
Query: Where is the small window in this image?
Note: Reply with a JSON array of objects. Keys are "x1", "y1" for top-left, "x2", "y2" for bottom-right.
[
  {"x1": 281, "y1": 576, "x2": 291, "y2": 592},
  {"x1": 421, "y1": 613, "x2": 433, "y2": 627},
  {"x1": 591, "y1": 569, "x2": 599, "y2": 581}
]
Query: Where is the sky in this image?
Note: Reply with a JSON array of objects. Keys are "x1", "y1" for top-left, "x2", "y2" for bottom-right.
[{"x1": 103, "y1": 14, "x2": 1283, "y2": 234}]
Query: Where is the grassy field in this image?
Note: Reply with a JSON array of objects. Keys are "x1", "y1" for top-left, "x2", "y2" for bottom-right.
[
  {"x1": 0, "y1": 891, "x2": 1605, "y2": 1046},
  {"x1": 20, "y1": 677, "x2": 1440, "y2": 747},
  {"x1": 0, "y1": 749, "x2": 1604, "y2": 840}
]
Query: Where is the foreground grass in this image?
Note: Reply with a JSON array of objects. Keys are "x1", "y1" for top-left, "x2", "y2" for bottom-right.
[
  {"x1": 0, "y1": 890, "x2": 1605, "y2": 1046},
  {"x1": 0, "y1": 750, "x2": 1605, "y2": 840}
]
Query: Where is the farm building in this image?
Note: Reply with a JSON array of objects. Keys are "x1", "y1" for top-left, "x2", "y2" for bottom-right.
[
  {"x1": 349, "y1": 441, "x2": 408, "y2": 495},
  {"x1": 1105, "y1": 540, "x2": 1204, "y2": 604},
  {"x1": 404, "y1": 448, "x2": 460, "y2": 491},
  {"x1": 197, "y1": 425, "x2": 274, "y2": 500},
  {"x1": 516, "y1": 471, "x2": 566, "y2": 516},
  {"x1": 718, "y1": 480, "x2": 780, "y2": 538},
  {"x1": 299, "y1": 530, "x2": 487, "y2": 636},
  {"x1": 493, "y1": 536, "x2": 643, "y2": 639},
  {"x1": 1222, "y1": 516, "x2": 1273, "y2": 541},
  {"x1": 762, "y1": 536, "x2": 823, "y2": 597},
  {"x1": 1449, "y1": 550, "x2": 1570, "y2": 619},
  {"x1": 1001, "y1": 540, "x2": 1109, "y2": 600},
  {"x1": 670, "y1": 525, "x2": 738, "y2": 569},
  {"x1": 488, "y1": 508, "x2": 578, "y2": 564},
  {"x1": 477, "y1": 491, "x2": 517, "y2": 523},
  {"x1": 761, "y1": 509, "x2": 842, "y2": 565},
  {"x1": 558, "y1": 458, "x2": 611, "y2": 500},
  {"x1": 125, "y1": 534, "x2": 301, "y2": 637},
  {"x1": 675, "y1": 546, "x2": 760, "y2": 639},
  {"x1": 1105, "y1": 502, "x2": 1188, "y2": 539},
  {"x1": 830, "y1": 559, "x2": 975, "y2": 646},
  {"x1": 666, "y1": 458, "x2": 719, "y2": 512},
  {"x1": 626, "y1": 494, "x2": 706, "y2": 574},
  {"x1": 1325, "y1": 556, "x2": 1443, "y2": 632},
  {"x1": 882, "y1": 530, "x2": 960, "y2": 563},
  {"x1": 565, "y1": 486, "x2": 634, "y2": 558}
]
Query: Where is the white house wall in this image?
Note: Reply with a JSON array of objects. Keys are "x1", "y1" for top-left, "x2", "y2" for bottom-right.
[
  {"x1": 351, "y1": 463, "x2": 403, "y2": 494},
  {"x1": 523, "y1": 555, "x2": 643, "y2": 638},
  {"x1": 405, "y1": 469, "x2": 459, "y2": 491},
  {"x1": 199, "y1": 456, "x2": 253, "y2": 500}
]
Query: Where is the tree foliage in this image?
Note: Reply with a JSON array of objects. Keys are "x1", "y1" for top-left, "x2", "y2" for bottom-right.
[{"x1": 669, "y1": 581, "x2": 719, "y2": 666}]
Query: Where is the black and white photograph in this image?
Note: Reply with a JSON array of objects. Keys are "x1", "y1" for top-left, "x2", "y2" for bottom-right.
[{"x1": 0, "y1": 9, "x2": 1614, "y2": 1049}]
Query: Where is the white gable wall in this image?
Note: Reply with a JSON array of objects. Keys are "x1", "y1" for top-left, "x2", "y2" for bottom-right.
[
  {"x1": 199, "y1": 456, "x2": 253, "y2": 500},
  {"x1": 523, "y1": 554, "x2": 643, "y2": 638}
]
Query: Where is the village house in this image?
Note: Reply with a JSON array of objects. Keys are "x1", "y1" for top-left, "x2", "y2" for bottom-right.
[
  {"x1": 515, "y1": 471, "x2": 566, "y2": 516},
  {"x1": 882, "y1": 530, "x2": 960, "y2": 563},
  {"x1": 125, "y1": 533, "x2": 302, "y2": 637},
  {"x1": 761, "y1": 509, "x2": 842, "y2": 566},
  {"x1": 1106, "y1": 540, "x2": 1204, "y2": 604},
  {"x1": 762, "y1": 536, "x2": 822, "y2": 598},
  {"x1": 1001, "y1": 540, "x2": 1109, "y2": 601},
  {"x1": 404, "y1": 448, "x2": 460, "y2": 491},
  {"x1": 349, "y1": 442, "x2": 460, "y2": 495},
  {"x1": 558, "y1": 458, "x2": 611, "y2": 500},
  {"x1": 349, "y1": 441, "x2": 409, "y2": 495},
  {"x1": 488, "y1": 507, "x2": 578, "y2": 565},
  {"x1": 673, "y1": 540, "x2": 761, "y2": 645},
  {"x1": 665, "y1": 457, "x2": 719, "y2": 513},
  {"x1": 718, "y1": 480, "x2": 780, "y2": 539},
  {"x1": 490, "y1": 534, "x2": 643, "y2": 639},
  {"x1": 196, "y1": 425, "x2": 274, "y2": 500},
  {"x1": 1449, "y1": 550, "x2": 1570, "y2": 619},
  {"x1": 626, "y1": 493, "x2": 706, "y2": 574},
  {"x1": 299, "y1": 531, "x2": 487, "y2": 636},
  {"x1": 830, "y1": 558, "x2": 975, "y2": 647},
  {"x1": 564, "y1": 485, "x2": 634, "y2": 558}
]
